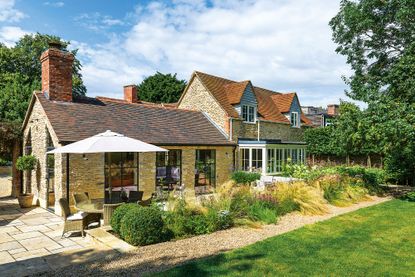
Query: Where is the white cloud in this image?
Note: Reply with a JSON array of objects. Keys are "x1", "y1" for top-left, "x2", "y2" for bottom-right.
[
  {"x1": 0, "y1": 0, "x2": 26, "y2": 22},
  {"x1": 43, "y1": 1, "x2": 65, "y2": 8},
  {"x1": 0, "y1": 26, "x2": 31, "y2": 47},
  {"x1": 76, "y1": 0, "x2": 352, "y2": 106},
  {"x1": 74, "y1": 12, "x2": 124, "y2": 32}
]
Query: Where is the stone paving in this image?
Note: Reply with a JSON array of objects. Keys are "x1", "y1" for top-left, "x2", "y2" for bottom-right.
[{"x1": 0, "y1": 197, "x2": 96, "y2": 264}]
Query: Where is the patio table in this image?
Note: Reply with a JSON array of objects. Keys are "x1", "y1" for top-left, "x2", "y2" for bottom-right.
[{"x1": 75, "y1": 199, "x2": 104, "y2": 214}]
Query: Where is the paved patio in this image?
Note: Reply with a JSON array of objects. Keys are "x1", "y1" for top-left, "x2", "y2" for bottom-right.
[{"x1": 0, "y1": 197, "x2": 118, "y2": 276}]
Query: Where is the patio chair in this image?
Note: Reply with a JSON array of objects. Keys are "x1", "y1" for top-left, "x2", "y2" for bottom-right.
[
  {"x1": 110, "y1": 191, "x2": 122, "y2": 204},
  {"x1": 103, "y1": 203, "x2": 123, "y2": 226},
  {"x1": 73, "y1": 192, "x2": 90, "y2": 206},
  {"x1": 128, "y1": 191, "x2": 143, "y2": 203},
  {"x1": 59, "y1": 198, "x2": 88, "y2": 238}
]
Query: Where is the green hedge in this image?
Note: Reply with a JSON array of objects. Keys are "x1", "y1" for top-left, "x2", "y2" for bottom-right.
[
  {"x1": 110, "y1": 203, "x2": 141, "y2": 235},
  {"x1": 120, "y1": 206, "x2": 168, "y2": 246},
  {"x1": 231, "y1": 171, "x2": 261, "y2": 184}
]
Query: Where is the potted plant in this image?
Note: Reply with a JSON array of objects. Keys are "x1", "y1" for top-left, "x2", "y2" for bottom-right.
[{"x1": 16, "y1": 155, "x2": 37, "y2": 208}]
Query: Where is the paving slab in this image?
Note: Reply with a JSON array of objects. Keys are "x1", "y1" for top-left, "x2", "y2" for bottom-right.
[
  {"x1": 0, "y1": 241, "x2": 22, "y2": 252},
  {"x1": 0, "y1": 233, "x2": 15, "y2": 244},
  {"x1": 0, "y1": 251, "x2": 15, "y2": 265},
  {"x1": 12, "y1": 230, "x2": 44, "y2": 240},
  {"x1": 0, "y1": 226, "x2": 18, "y2": 234},
  {"x1": 19, "y1": 236, "x2": 61, "y2": 251},
  {"x1": 8, "y1": 247, "x2": 26, "y2": 255},
  {"x1": 17, "y1": 224, "x2": 52, "y2": 233},
  {"x1": 13, "y1": 248, "x2": 50, "y2": 261}
]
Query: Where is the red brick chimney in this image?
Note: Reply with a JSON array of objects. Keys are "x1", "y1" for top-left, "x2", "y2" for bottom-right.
[
  {"x1": 124, "y1": 85, "x2": 138, "y2": 103},
  {"x1": 40, "y1": 41, "x2": 74, "y2": 102},
  {"x1": 327, "y1": 104, "x2": 339, "y2": 116}
]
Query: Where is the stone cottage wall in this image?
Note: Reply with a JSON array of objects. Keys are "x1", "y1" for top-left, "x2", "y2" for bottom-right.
[{"x1": 178, "y1": 76, "x2": 228, "y2": 132}]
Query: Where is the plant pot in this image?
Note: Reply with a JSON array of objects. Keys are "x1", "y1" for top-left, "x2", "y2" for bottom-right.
[{"x1": 18, "y1": 193, "x2": 34, "y2": 208}]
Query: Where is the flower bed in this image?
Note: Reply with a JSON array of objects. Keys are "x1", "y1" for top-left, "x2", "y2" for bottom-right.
[{"x1": 111, "y1": 166, "x2": 383, "y2": 246}]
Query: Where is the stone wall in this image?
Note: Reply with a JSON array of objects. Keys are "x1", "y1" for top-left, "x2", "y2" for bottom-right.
[
  {"x1": 178, "y1": 76, "x2": 228, "y2": 131},
  {"x1": 231, "y1": 119, "x2": 305, "y2": 142}
]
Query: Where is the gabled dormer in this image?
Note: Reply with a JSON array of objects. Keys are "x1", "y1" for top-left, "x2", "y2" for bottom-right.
[
  {"x1": 225, "y1": 81, "x2": 258, "y2": 123},
  {"x1": 271, "y1": 93, "x2": 302, "y2": 128}
]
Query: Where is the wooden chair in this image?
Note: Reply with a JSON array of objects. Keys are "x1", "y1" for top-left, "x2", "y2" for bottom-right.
[
  {"x1": 128, "y1": 191, "x2": 143, "y2": 203},
  {"x1": 103, "y1": 203, "x2": 123, "y2": 226},
  {"x1": 110, "y1": 191, "x2": 122, "y2": 204},
  {"x1": 59, "y1": 198, "x2": 88, "y2": 237}
]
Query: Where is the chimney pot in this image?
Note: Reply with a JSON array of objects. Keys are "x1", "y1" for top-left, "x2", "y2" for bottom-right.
[{"x1": 124, "y1": 85, "x2": 138, "y2": 103}]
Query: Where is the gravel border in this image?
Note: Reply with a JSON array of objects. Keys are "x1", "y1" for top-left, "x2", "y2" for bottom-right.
[{"x1": 40, "y1": 196, "x2": 392, "y2": 277}]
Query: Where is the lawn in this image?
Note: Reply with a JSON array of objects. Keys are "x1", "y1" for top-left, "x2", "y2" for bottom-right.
[{"x1": 156, "y1": 200, "x2": 415, "y2": 276}]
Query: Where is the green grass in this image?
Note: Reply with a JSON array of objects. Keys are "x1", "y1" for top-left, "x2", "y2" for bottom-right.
[{"x1": 155, "y1": 200, "x2": 415, "y2": 276}]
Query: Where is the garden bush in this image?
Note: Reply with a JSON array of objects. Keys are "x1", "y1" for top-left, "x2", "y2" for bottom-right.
[
  {"x1": 247, "y1": 200, "x2": 278, "y2": 224},
  {"x1": 119, "y1": 206, "x2": 168, "y2": 246},
  {"x1": 401, "y1": 191, "x2": 415, "y2": 202},
  {"x1": 231, "y1": 171, "x2": 261, "y2": 185},
  {"x1": 273, "y1": 182, "x2": 328, "y2": 215},
  {"x1": 110, "y1": 203, "x2": 141, "y2": 235}
]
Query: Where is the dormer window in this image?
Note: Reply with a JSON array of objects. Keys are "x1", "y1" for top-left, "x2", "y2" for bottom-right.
[
  {"x1": 242, "y1": 105, "x2": 256, "y2": 123},
  {"x1": 291, "y1": 112, "x2": 299, "y2": 127}
]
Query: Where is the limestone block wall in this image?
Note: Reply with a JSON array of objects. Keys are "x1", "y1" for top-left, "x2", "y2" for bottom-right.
[
  {"x1": 139, "y1": 152, "x2": 156, "y2": 199},
  {"x1": 178, "y1": 76, "x2": 228, "y2": 131},
  {"x1": 231, "y1": 119, "x2": 305, "y2": 142}
]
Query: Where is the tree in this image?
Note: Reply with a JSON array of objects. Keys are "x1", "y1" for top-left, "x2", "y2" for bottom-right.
[
  {"x1": 0, "y1": 33, "x2": 86, "y2": 162},
  {"x1": 137, "y1": 72, "x2": 186, "y2": 103},
  {"x1": 330, "y1": 0, "x2": 415, "y2": 184}
]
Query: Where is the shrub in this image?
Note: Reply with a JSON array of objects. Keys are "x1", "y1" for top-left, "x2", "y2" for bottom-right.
[
  {"x1": 205, "y1": 208, "x2": 233, "y2": 232},
  {"x1": 164, "y1": 199, "x2": 203, "y2": 238},
  {"x1": 0, "y1": 158, "x2": 10, "y2": 166},
  {"x1": 110, "y1": 203, "x2": 141, "y2": 235},
  {"x1": 282, "y1": 160, "x2": 310, "y2": 179},
  {"x1": 273, "y1": 182, "x2": 328, "y2": 215},
  {"x1": 120, "y1": 206, "x2": 167, "y2": 246},
  {"x1": 16, "y1": 155, "x2": 37, "y2": 171},
  {"x1": 401, "y1": 191, "x2": 415, "y2": 202},
  {"x1": 231, "y1": 171, "x2": 261, "y2": 185},
  {"x1": 229, "y1": 186, "x2": 254, "y2": 218},
  {"x1": 247, "y1": 200, "x2": 278, "y2": 224}
]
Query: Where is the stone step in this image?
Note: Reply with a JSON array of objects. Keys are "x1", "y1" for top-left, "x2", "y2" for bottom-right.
[{"x1": 86, "y1": 227, "x2": 136, "y2": 254}]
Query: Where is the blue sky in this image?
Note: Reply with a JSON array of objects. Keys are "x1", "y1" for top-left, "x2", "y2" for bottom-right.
[{"x1": 0, "y1": 0, "x2": 358, "y2": 107}]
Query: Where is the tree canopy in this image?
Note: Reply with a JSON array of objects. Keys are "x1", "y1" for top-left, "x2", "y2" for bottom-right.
[
  {"x1": 137, "y1": 72, "x2": 186, "y2": 103},
  {"x1": 325, "y1": 0, "x2": 415, "y2": 184},
  {"x1": 0, "y1": 33, "x2": 86, "y2": 160}
]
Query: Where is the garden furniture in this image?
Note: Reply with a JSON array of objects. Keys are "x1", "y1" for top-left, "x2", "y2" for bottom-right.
[
  {"x1": 103, "y1": 203, "x2": 123, "y2": 225},
  {"x1": 128, "y1": 191, "x2": 144, "y2": 203},
  {"x1": 59, "y1": 198, "x2": 89, "y2": 237}
]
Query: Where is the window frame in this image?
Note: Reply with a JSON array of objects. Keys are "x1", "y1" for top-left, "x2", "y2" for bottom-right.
[
  {"x1": 155, "y1": 149, "x2": 182, "y2": 190},
  {"x1": 104, "y1": 152, "x2": 139, "y2": 192},
  {"x1": 242, "y1": 105, "x2": 256, "y2": 123},
  {"x1": 195, "y1": 149, "x2": 216, "y2": 192},
  {"x1": 291, "y1": 111, "x2": 299, "y2": 127}
]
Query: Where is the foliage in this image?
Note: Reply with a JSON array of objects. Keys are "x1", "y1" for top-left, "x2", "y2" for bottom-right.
[
  {"x1": 0, "y1": 121, "x2": 21, "y2": 161},
  {"x1": 329, "y1": 0, "x2": 415, "y2": 184},
  {"x1": 16, "y1": 155, "x2": 37, "y2": 171},
  {"x1": 137, "y1": 72, "x2": 186, "y2": 103},
  {"x1": 159, "y1": 200, "x2": 415, "y2": 276},
  {"x1": 247, "y1": 200, "x2": 278, "y2": 224},
  {"x1": 119, "y1": 206, "x2": 168, "y2": 246},
  {"x1": 272, "y1": 182, "x2": 328, "y2": 215},
  {"x1": 401, "y1": 192, "x2": 415, "y2": 202},
  {"x1": 0, "y1": 158, "x2": 9, "y2": 166},
  {"x1": 231, "y1": 171, "x2": 261, "y2": 185},
  {"x1": 281, "y1": 160, "x2": 309, "y2": 178},
  {"x1": 110, "y1": 203, "x2": 141, "y2": 235},
  {"x1": 312, "y1": 174, "x2": 369, "y2": 206}
]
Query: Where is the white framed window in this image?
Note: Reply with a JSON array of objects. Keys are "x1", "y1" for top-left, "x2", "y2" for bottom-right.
[
  {"x1": 242, "y1": 105, "x2": 256, "y2": 123},
  {"x1": 291, "y1": 111, "x2": 299, "y2": 127}
]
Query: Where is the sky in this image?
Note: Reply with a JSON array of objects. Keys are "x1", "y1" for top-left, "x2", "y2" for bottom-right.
[{"x1": 0, "y1": 0, "x2": 357, "y2": 107}]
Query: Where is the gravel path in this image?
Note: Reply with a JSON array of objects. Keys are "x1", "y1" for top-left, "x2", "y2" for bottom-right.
[{"x1": 41, "y1": 196, "x2": 391, "y2": 277}]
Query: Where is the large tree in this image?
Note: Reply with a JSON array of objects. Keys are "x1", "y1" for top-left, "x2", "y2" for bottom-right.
[
  {"x1": 0, "y1": 33, "x2": 86, "y2": 162},
  {"x1": 330, "y1": 0, "x2": 415, "y2": 184},
  {"x1": 137, "y1": 72, "x2": 186, "y2": 103}
]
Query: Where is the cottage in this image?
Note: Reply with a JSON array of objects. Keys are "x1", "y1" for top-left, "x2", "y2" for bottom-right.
[{"x1": 22, "y1": 44, "x2": 312, "y2": 214}]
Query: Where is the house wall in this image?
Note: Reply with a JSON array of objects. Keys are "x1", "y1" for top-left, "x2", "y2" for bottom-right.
[
  {"x1": 231, "y1": 119, "x2": 305, "y2": 142},
  {"x1": 178, "y1": 76, "x2": 228, "y2": 131}
]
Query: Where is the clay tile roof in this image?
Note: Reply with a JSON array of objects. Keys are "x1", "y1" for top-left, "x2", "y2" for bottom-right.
[
  {"x1": 271, "y1": 93, "x2": 296, "y2": 113},
  {"x1": 36, "y1": 93, "x2": 234, "y2": 145},
  {"x1": 194, "y1": 71, "x2": 291, "y2": 124},
  {"x1": 224, "y1": 81, "x2": 250, "y2": 105}
]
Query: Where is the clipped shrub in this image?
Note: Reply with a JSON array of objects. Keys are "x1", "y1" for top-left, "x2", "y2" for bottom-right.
[
  {"x1": 120, "y1": 206, "x2": 167, "y2": 246},
  {"x1": 16, "y1": 155, "x2": 37, "y2": 171},
  {"x1": 110, "y1": 203, "x2": 141, "y2": 235},
  {"x1": 231, "y1": 171, "x2": 261, "y2": 185},
  {"x1": 273, "y1": 182, "x2": 328, "y2": 215}
]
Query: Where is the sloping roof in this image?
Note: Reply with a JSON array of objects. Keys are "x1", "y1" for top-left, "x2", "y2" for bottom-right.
[
  {"x1": 35, "y1": 93, "x2": 234, "y2": 145},
  {"x1": 193, "y1": 71, "x2": 312, "y2": 126}
]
